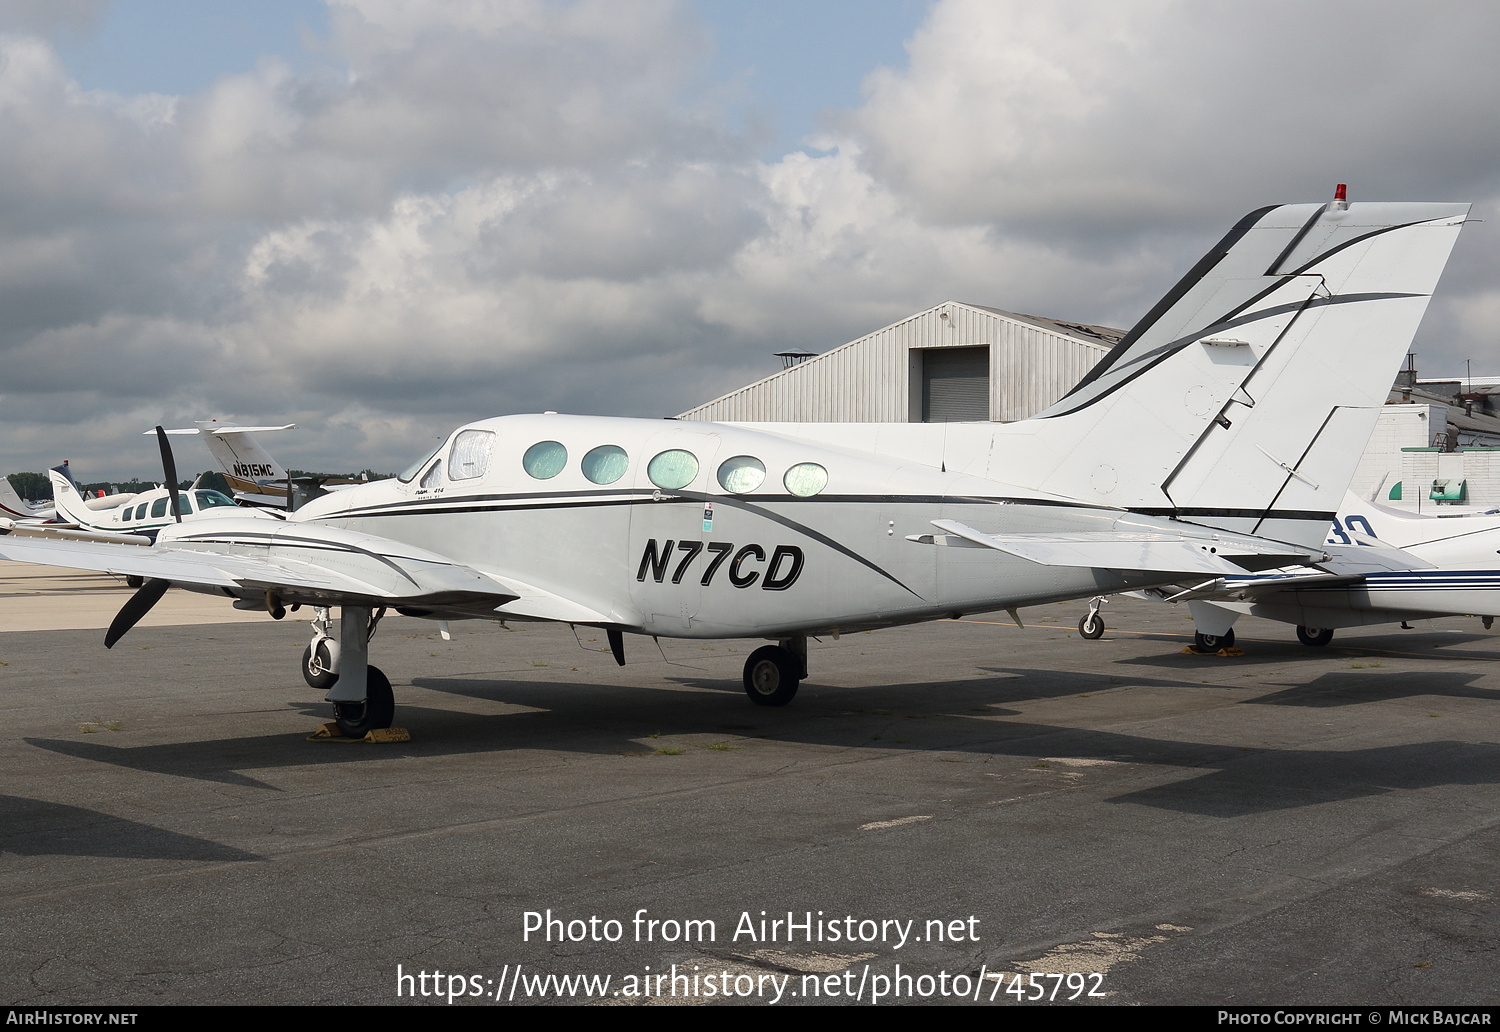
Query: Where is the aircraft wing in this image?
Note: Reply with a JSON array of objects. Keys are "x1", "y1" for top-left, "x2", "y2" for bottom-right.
[
  {"x1": 0, "y1": 517, "x2": 519, "y2": 610},
  {"x1": 927, "y1": 519, "x2": 1320, "y2": 577},
  {"x1": 0, "y1": 519, "x2": 152, "y2": 546}
]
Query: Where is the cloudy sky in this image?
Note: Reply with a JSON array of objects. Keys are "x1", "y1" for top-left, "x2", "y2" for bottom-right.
[{"x1": 3, "y1": 0, "x2": 1499, "y2": 481}]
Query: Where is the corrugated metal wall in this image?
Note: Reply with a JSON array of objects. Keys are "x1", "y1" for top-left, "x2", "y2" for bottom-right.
[{"x1": 679, "y1": 302, "x2": 1112, "y2": 423}]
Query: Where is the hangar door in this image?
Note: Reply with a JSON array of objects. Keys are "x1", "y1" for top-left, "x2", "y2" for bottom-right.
[{"x1": 921, "y1": 346, "x2": 990, "y2": 422}]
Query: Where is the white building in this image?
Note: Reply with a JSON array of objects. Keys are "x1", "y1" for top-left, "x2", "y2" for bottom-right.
[{"x1": 679, "y1": 301, "x2": 1123, "y2": 424}]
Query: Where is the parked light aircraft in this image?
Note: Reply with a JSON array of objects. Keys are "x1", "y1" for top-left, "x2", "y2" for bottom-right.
[
  {"x1": 45, "y1": 460, "x2": 239, "y2": 542},
  {"x1": 0, "y1": 476, "x2": 54, "y2": 522},
  {"x1": 0, "y1": 196, "x2": 1471, "y2": 737},
  {"x1": 1124, "y1": 489, "x2": 1500, "y2": 650}
]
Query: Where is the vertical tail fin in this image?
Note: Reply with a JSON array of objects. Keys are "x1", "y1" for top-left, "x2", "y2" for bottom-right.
[
  {"x1": 156, "y1": 421, "x2": 294, "y2": 500},
  {"x1": 998, "y1": 199, "x2": 1470, "y2": 546},
  {"x1": 47, "y1": 464, "x2": 90, "y2": 525}
]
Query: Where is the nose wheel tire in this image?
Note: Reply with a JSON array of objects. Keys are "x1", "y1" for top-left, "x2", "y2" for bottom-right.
[
  {"x1": 1296, "y1": 626, "x2": 1334, "y2": 647},
  {"x1": 301, "y1": 639, "x2": 339, "y2": 690},
  {"x1": 332, "y1": 666, "x2": 395, "y2": 737},
  {"x1": 743, "y1": 646, "x2": 800, "y2": 707},
  {"x1": 1194, "y1": 629, "x2": 1235, "y2": 651},
  {"x1": 1078, "y1": 612, "x2": 1104, "y2": 639}
]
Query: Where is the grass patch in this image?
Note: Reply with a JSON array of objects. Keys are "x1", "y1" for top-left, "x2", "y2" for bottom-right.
[
  {"x1": 653, "y1": 747, "x2": 686, "y2": 756},
  {"x1": 700, "y1": 742, "x2": 738, "y2": 751}
]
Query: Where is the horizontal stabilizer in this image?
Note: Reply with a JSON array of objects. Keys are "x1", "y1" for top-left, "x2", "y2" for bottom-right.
[{"x1": 928, "y1": 518, "x2": 1318, "y2": 576}]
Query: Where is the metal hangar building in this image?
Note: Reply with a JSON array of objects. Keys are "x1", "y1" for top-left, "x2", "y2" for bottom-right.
[{"x1": 679, "y1": 301, "x2": 1125, "y2": 424}]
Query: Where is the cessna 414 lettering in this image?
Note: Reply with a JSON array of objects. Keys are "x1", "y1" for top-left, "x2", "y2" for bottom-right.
[{"x1": 0, "y1": 196, "x2": 1471, "y2": 737}]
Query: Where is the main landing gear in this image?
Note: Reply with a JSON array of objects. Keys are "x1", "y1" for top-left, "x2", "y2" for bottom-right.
[
  {"x1": 743, "y1": 636, "x2": 806, "y2": 707},
  {"x1": 1078, "y1": 596, "x2": 1107, "y2": 639},
  {"x1": 1194, "y1": 629, "x2": 1235, "y2": 651},
  {"x1": 301, "y1": 607, "x2": 340, "y2": 690},
  {"x1": 305, "y1": 604, "x2": 396, "y2": 737},
  {"x1": 1296, "y1": 626, "x2": 1334, "y2": 647}
]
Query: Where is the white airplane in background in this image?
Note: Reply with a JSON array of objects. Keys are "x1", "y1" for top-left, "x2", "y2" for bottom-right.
[
  {"x1": 45, "y1": 458, "x2": 239, "y2": 542},
  {"x1": 1129, "y1": 490, "x2": 1500, "y2": 651},
  {"x1": 0, "y1": 195, "x2": 1472, "y2": 739},
  {"x1": 0, "y1": 476, "x2": 54, "y2": 522}
]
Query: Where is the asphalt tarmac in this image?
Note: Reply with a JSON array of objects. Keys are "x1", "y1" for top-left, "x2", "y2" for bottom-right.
[{"x1": 0, "y1": 567, "x2": 1496, "y2": 1006}]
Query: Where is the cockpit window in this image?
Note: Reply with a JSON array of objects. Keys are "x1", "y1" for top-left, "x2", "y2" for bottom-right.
[
  {"x1": 195, "y1": 490, "x2": 235, "y2": 509},
  {"x1": 783, "y1": 462, "x2": 829, "y2": 498},
  {"x1": 717, "y1": 456, "x2": 765, "y2": 494},
  {"x1": 150, "y1": 497, "x2": 167, "y2": 519},
  {"x1": 581, "y1": 445, "x2": 628, "y2": 485},
  {"x1": 172, "y1": 495, "x2": 193, "y2": 516},
  {"x1": 399, "y1": 442, "x2": 444, "y2": 483},
  {"x1": 523, "y1": 441, "x2": 568, "y2": 480},
  {"x1": 647, "y1": 449, "x2": 699, "y2": 490},
  {"x1": 448, "y1": 429, "x2": 495, "y2": 481},
  {"x1": 419, "y1": 461, "x2": 442, "y2": 491}
]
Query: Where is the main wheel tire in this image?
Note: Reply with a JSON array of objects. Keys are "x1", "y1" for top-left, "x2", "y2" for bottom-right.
[
  {"x1": 125, "y1": 575, "x2": 144, "y2": 588},
  {"x1": 743, "y1": 645, "x2": 800, "y2": 707},
  {"x1": 1194, "y1": 629, "x2": 1235, "y2": 651},
  {"x1": 301, "y1": 639, "x2": 338, "y2": 690},
  {"x1": 1078, "y1": 612, "x2": 1104, "y2": 639},
  {"x1": 1296, "y1": 626, "x2": 1334, "y2": 647},
  {"x1": 332, "y1": 666, "x2": 394, "y2": 737}
]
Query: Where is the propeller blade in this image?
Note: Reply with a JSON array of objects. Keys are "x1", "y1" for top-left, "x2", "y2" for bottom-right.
[
  {"x1": 607, "y1": 628, "x2": 625, "y2": 666},
  {"x1": 105, "y1": 578, "x2": 170, "y2": 649},
  {"x1": 286, "y1": 479, "x2": 294, "y2": 512},
  {"x1": 154, "y1": 425, "x2": 182, "y2": 523}
]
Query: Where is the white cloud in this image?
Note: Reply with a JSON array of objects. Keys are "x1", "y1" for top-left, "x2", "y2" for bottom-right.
[{"x1": 3, "y1": 0, "x2": 1500, "y2": 480}]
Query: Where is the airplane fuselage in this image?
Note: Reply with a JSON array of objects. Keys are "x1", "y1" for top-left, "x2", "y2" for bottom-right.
[{"x1": 289, "y1": 413, "x2": 1277, "y2": 638}]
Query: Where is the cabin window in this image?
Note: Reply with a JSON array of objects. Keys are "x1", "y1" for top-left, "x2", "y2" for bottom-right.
[
  {"x1": 783, "y1": 462, "x2": 828, "y2": 498},
  {"x1": 449, "y1": 429, "x2": 496, "y2": 481},
  {"x1": 648, "y1": 450, "x2": 699, "y2": 490},
  {"x1": 173, "y1": 495, "x2": 193, "y2": 516},
  {"x1": 717, "y1": 456, "x2": 765, "y2": 494},
  {"x1": 581, "y1": 445, "x2": 628, "y2": 485},
  {"x1": 419, "y1": 461, "x2": 442, "y2": 491},
  {"x1": 522, "y1": 441, "x2": 568, "y2": 480},
  {"x1": 134, "y1": 504, "x2": 148, "y2": 520},
  {"x1": 150, "y1": 498, "x2": 167, "y2": 519}
]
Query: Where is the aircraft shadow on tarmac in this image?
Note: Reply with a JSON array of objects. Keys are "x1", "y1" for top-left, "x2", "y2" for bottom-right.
[
  {"x1": 20, "y1": 664, "x2": 1500, "y2": 818},
  {"x1": 0, "y1": 794, "x2": 261, "y2": 862},
  {"x1": 1243, "y1": 669, "x2": 1500, "y2": 708}
]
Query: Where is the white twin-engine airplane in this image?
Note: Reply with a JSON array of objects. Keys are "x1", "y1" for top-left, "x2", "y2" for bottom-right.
[
  {"x1": 1161, "y1": 490, "x2": 1500, "y2": 650},
  {"x1": 44, "y1": 459, "x2": 239, "y2": 543},
  {"x1": 0, "y1": 197, "x2": 1471, "y2": 738}
]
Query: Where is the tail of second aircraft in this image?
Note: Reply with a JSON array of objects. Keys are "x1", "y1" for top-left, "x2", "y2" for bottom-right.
[
  {"x1": 0, "y1": 475, "x2": 52, "y2": 521},
  {"x1": 47, "y1": 463, "x2": 95, "y2": 526},
  {"x1": 159, "y1": 420, "x2": 294, "y2": 504},
  {"x1": 992, "y1": 192, "x2": 1470, "y2": 547}
]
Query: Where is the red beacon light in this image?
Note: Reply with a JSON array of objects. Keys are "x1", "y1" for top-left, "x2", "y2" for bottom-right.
[{"x1": 1332, "y1": 183, "x2": 1349, "y2": 211}]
